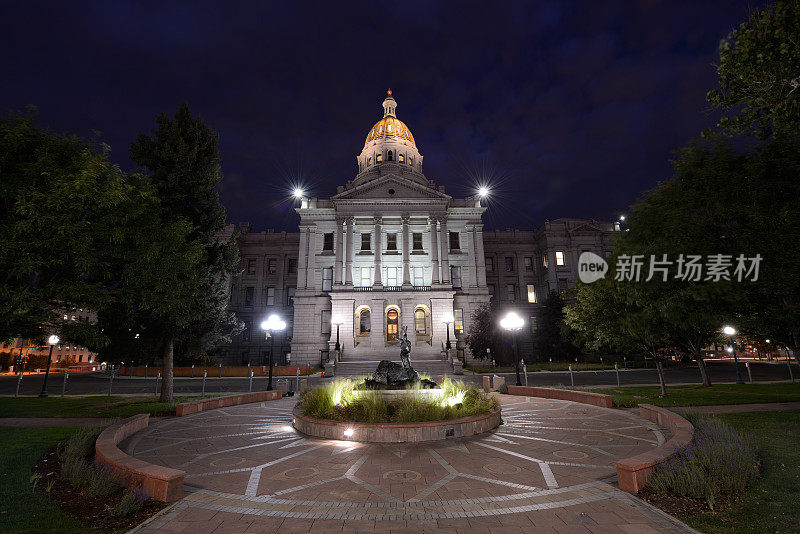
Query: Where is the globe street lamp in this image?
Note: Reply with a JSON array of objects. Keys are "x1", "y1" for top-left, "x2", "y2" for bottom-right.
[
  {"x1": 442, "y1": 311, "x2": 454, "y2": 351},
  {"x1": 261, "y1": 314, "x2": 287, "y2": 391},
  {"x1": 38, "y1": 335, "x2": 60, "y2": 398},
  {"x1": 501, "y1": 311, "x2": 525, "y2": 386},
  {"x1": 723, "y1": 325, "x2": 745, "y2": 384},
  {"x1": 331, "y1": 315, "x2": 344, "y2": 352}
]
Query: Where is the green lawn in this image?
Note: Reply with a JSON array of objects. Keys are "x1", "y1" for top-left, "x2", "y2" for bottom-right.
[
  {"x1": 679, "y1": 410, "x2": 800, "y2": 533},
  {"x1": 0, "y1": 395, "x2": 220, "y2": 419},
  {"x1": 589, "y1": 382, "x2": 800, "y2": 408},
  {"x1": 0, "y1": 427, "x2": 91, "y2": 534}
]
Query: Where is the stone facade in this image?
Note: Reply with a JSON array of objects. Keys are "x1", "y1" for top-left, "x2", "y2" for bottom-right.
[{"x1": 221, "y1": 93, "x2": 619, "y2": 366}]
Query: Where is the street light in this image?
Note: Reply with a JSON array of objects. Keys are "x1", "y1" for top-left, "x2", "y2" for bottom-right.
[
  {"x1": 331, "y1": 315, "x2": 344, "y2": 352},
  {"x1": 261, "y1": 314, "x2": 287, "y2": 391},
  {"x1": 722, "y1": 325, "x2": 745, "y2": 384},
  {"x1": 442, "y1": 311, "x2": 454, "y2": 351},
  {"x1": 38, "y1": 335, "x2": 59, "y2": 398},
  {"x1": 500, "y1": 311, "x2": 524, "y2": 386},
  {"x1": 478, "y1": 186, "x2": 489, "y2": 198}
]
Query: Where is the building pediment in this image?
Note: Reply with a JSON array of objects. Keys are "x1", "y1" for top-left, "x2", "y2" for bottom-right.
[{"x1": 332, "y1": 173, "x2": 450, "y2": 202}]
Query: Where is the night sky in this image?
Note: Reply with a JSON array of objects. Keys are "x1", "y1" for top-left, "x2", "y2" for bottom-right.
[{"x1": 2, "y1": 1, "x2": 758, "y2": 232}]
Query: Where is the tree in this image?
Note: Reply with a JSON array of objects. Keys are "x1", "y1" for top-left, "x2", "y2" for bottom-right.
[
  {"x1": 120, "y1": 103, "x2": 240, "y2": 402},
  {"x1": 533, "y1": 292, "x2": 580, "y2": 362},
  {"x1": 0, "y1": 110, "x2": 149, "y2": 347},
  {"x1": 465, "y1": 303, "x2": 505, "y2": 364},
  {"x1": 707, "y1": 1, "x2": 800, "y2": 139}
]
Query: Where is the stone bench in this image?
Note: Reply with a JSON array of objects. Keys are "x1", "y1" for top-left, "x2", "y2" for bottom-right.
[
  {"x1": 175, "y1": 390, "x2": 282, "y2": 416},
  {"x1": 614, "y1": 404, "x2": 695, "y2": 493},
  {"x1": 507, "y1": 385, "x2": 613, "y2": 408},
  {"x1": 94, "y1": 414, "x2": 185, "y2": 502}
]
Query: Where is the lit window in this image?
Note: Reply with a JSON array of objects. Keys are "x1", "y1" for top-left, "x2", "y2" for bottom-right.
[
  {"x1": 399, "y1": 153, "x2": 405, "y2": 163},
  {"x1": 361, "y1": 233, "x2": 371, "y2": 251},
  {"x1": 414, "y1": 309, "x2": 426, "y2": 334},
  {"x1": 367, "y1": 157, "x2": 372, "y2": 166},
  {"x1": 387, "y1": 124, "x2": 393, "y2": 132},
  {"x1": 556, "y1": 251, "x2": 565, "y2": 266},
  {"x1": 376, "y1": 153, "x2": 382, "y2": 163},
  {"x1": 527, "y1": 284, "x2": 536, "y2": 303},
  {"x1": 386, "y1": 233, "x2": 397, "y2": 250},
  {"x1": 323, "y1": 233, "x2": 334, "y2": 251},
  {"x1": 322, "y1": 267, "x2": 333, "y2": 291},
  {"x1": 454, "y1": 309, "x2": 464, "y2": 334},
  {"x1": 542, "y1": 254, "x2": 548, "y2": 268}
]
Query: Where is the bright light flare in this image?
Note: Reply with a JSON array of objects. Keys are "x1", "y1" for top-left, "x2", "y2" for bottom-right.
[
  {"x1": 293, "y1": 187, "x2": 305, "y2": 199},
  {"x1": 500, "y1": 311, "x2": 524, "y2": 331},
  {"x1": 441, "y1": 312, "x2": 454, "y2": 324},
  {"x1": 343, "y1": 428, "x2": 354, "y2": 438},
  {"x1": 478, "y1": 186, "x2": 490, "y2": 198},
  {"x1": 726, "y1": 346, "x2": 734, "y2": 353},
  {"x1": 331, "y1": 314, "x2": 344, "y2": 326},
  {"x1": 261, "y1": 314, "x2": 287, "y2": 332},
  {"x1": 722, "y1": 325, "x2": 736, "y2": 336},
  {"x1": 619, "y1": 215, "x2": 626, "y2": 221},
  {"x1": 48, "y1": 335, "x2": 59, "y2": 345}
]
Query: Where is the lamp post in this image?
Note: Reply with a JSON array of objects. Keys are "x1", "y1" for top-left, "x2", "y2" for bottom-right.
[
  {"x1": 442, "y1": 311, "x2": 454, "y2": 351},
  {"x1": 261, "y1": 314, "x2": 287, "y2": 391},
  {"x1": 501, "y1": 311, "x2": 524, "y2": 386},
  {"x1": 331, "y1": 315, "x2": 344, "y2": 353},
  {"x1": 38, "y1": 335, "x2": 59, "y2": 398},
  {"x1": 723, "y1": 325, "x2": 745, "y2": 385}
]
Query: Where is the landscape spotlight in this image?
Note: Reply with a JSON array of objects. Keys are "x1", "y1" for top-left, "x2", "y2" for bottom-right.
[{"x1": 343, "y1": 428, "x2": 354, "y2": 438}]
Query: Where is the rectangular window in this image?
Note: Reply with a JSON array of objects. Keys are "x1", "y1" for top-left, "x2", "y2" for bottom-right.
[
  {"x1": 322, "y1": 267, "x2": 333, "y2": 291},
  {"x1": 386, "y1": 233, "x2": 397, "y2": 251},
  {"x1": 485, "y1": 257, "x2": 494, "y2": 272},
  {"x1": 454, "y1": 309, "x2": 464, "y2": 334},
  {"x1": 524, "y1": 256, "x2": 533, "y2": 271},
  {"x1": 321, "y1": 310, "x2": 331, "y2": 335},
  {"x1": 412, "y1": 232, "x2": 423, "y2": 250},
  {"x1": 556, "y1": 251, "x2": 565, "y2": 266},
  {"x1": 267, "y1": 258, "x2": 277, "y2": 274},
  {"x1": 361, "y1": 233, "x2": 371, "y2": 251},
  {"x1": 288, "y1": 258, "x2": 297, "y2": 274},
  {"x1": 449, "y1": 231, "x2": 460, "y2": 250},
  {"x1": 242, "y1": 320, "x2": 251, "y2": 342},
  {"x1": 359, "y1": 267, "x2": 372, "y2": 287},
  {"x1": 451, "y1": 266, "x2": 462, "y2": 289},
  {"x1": 323, "y1": 233, "x2": 334, "y2": 251},
  {"x1": 542, "y1": 254, "x2": 548, "y2": 268},
  {"x1": 527, "y1": 284, "x2": 536, "y2": 303},
  {"x1": 385, "y1": 266, "x2": 399, "y2": 286},
  {"x1": 488, "y1": 284, "x2": 495, "y2": 301},
  {"x1": 286, "y1": 286, "x2": 295, "y2": 306},
  {"x1": 412, "y1": 266, "x2": 425, "y2": 286},
  {"x1": 530, "y1": 317, "x2": 537, "y2": 335},
  {"x1": 265, "y1": 286, "x2": 275, "y2": 306},
  {"x1": 245, "y1": 286, "x2": 254, "y2": 306},
  {"x1": 558, "y1": 278, "x2": 568, "y2": 293},
  {"x1": 505, "y1": 256, "x2": 514, "y2": 271},
  {"x1": 506, "y1": 284, "x2": 516, "y2": 302},
  {"x1": 247, "y1": 259, "x2": 256, "y2": 275}
]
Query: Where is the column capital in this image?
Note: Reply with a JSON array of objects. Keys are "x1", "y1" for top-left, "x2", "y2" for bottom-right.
[
  {"x1": 335, "y1": 215, "x2": 346, "y2": 224},
  {"x1": 373, "y1": 215, "x2": 383, "y2": 224},
  {"x1": 401, "y1": 214, "x2": 411, "y2": 223}
]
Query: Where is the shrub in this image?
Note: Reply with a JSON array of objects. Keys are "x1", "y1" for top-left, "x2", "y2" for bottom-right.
[
  {"x1": 647, "y1": 413, "x2": 760, "y2": 509},
  {"x1": 106, "y1": 487, "x2": 148, "y2": 518},
  {"x1": 58, "y1": 426, "x2": 103, "y2": 465},
  {"x1": 57, "y1": 424, "x2": 120, "y2": 498}
]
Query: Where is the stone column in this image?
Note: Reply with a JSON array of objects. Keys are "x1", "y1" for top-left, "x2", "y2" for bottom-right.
[
  {"x1": 373, "y1": 216, "x2": 382, "y2": 287},
  {"x1": 297, "y1": 225, "x2": 308, "y2": 289},
  {"x1": 466, "y1": 224, "x2": 477, "y2": 288},
  {"x1": 401, "y1": 214, "x2": 411, "y2": 288},
  {"x1": 305, "y1": 225, "x2": 316, "y2": 289},
  {"x1": 439, "y1": 217, "x2": 450, "y2": 284},
  {"x1": 429, "y1": 217, "x2": 440, "y2": 284},
  {"x1": 344, "y1": 217, "x2": 354, "y2": 286},
  {"x1": 334, "y1": 217, "x2": 344, "y2": 285},
  {"x1": 475, "y1": 224, "x2": 487, "y2": 287}
]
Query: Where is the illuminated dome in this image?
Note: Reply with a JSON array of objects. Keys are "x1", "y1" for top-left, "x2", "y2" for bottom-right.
[{"x1": 357, "y1": 90, "x2": 423, "y2": 175}]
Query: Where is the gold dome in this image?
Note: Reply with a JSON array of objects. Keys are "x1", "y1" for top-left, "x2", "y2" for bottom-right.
[{"x1": 364, "y1": 116, "x2": 416, "y2": 149}]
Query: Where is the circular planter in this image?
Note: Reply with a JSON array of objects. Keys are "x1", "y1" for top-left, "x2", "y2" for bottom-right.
[{"x1": 292, "y1": 406, "x2": 502, "y2": 443}]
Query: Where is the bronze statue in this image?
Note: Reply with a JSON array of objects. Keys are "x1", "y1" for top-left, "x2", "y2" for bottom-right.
[{"x1": 393, "y1": 326, "x2": 412, "y2": 369}]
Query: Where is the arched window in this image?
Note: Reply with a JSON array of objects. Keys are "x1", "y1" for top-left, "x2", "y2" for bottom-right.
[
  {"x1": 376, "y1": 153, "x2": 382, "y2": 163},
  {"x1": 398, "y1": 153, "x2": 404, "y2": 163},
  {"x1": 359, "y1": 310, "x2": 371, "y2": 333},
  {"x1": 387, "y1": 150, "x2": 393, "y2": 161},
  {"x1": 409, "y1": 157, "x2": 414, "y2": 166},
  {"x1": 414, "y1": 309, "x2": 426, "y2": 334},
  {"x1": 367, "y1": 157, "x2": 372, "y2": 166}
]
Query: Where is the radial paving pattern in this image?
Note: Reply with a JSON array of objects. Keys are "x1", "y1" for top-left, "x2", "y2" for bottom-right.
[{"x1": 125, "y1": 395, "x2": 693, "y2": 533}]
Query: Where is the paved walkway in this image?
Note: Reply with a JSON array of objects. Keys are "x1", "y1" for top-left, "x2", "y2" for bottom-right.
[
  {"x1": 0, "y1": 417, "x2": 115, "y2": 427},
  {"x1": 124, "y1": 395, "x2": 696, "y2": 533}
]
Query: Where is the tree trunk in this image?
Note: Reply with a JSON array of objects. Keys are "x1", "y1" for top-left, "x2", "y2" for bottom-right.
[
  {"x1": 695, "y1": 351, "x2": 712, "y2": 387},
  {"x1": 655, "y1": 360, "x2": 667, "y2": 396},
  {"x1": 160, "y1": 337, "x2": 174, "y2": 403}
]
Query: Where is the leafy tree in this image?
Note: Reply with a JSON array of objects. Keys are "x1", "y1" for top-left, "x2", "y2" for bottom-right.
[
  {"x1": 465, "y1": 303, "x2": 505, "y2": 364},
  {"x1": 532, "y1": 292, "x2": 580, "y2": 362},
  {"x1": 121, "y1": 103, "x2": 240, "y2": 402},
  {"x1": 0, "y1": 110, "x2": 148, "y2": 347},
  {"x1": 707, "y1": 1, "x2": 800, "y2": 139}
]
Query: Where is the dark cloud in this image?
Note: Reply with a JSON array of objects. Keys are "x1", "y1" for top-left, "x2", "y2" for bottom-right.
[{"x1": 0, "y1": 0, "x2": 757, "y2": 230}]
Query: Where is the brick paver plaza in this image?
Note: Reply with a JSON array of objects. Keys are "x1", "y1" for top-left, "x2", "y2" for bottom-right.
[{"x1": 125, "y1": 395, "x2": 695, "y2": 533}]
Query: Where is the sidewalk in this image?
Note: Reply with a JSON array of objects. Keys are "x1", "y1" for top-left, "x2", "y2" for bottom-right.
[{"x1": 0, "y1": 417, "x2": 115, "y2": 427}]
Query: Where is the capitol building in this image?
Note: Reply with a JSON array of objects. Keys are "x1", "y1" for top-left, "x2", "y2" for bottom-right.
[{"x1": 221, "y1": 92, "x2": 618, "y2": 373}]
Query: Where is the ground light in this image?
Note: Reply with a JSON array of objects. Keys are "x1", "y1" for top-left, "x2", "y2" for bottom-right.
[{"x1": 343, "y1": 428, "x2": 354, "y2": 438}]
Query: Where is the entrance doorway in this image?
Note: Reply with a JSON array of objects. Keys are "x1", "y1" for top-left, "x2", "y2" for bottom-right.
[{"x1": 387, "y1": 309, "x2": 399, "y2": 341}]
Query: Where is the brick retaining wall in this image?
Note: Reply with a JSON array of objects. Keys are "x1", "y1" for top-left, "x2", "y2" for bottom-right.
[
  {"x1": 614, "y1": 404, "x2": 695, "y2": 493},
  {"x1": 94, "y1": 414, "x2": 185, "y2": 502},
  {"x1": 507, "y1": 385, "x2": 613, "y2": 409},
  {"x1": 175, "y1": 390, "x2": 282, "y2": 416}
]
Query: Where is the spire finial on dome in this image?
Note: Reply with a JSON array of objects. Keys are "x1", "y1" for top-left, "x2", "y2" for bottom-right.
[{"x1": 382, "y1": 89, "x2": 396, "y2": 118}]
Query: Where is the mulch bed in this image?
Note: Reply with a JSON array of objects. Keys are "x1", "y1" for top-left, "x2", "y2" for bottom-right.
[
  {"x1": 33, "y1": 446, "x2": 168, "y2": 532},
  {"x1": 639, "y1": 487, "x2": 733, "y2": 518}
]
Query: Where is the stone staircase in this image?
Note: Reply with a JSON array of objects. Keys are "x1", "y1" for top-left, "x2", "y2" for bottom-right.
[{"x1": 334, "y1": 359, "x2": 453, "y2": 377}]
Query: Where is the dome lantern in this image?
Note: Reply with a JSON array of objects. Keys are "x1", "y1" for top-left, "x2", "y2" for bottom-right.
[{"x1": 383, "y1": 89, "x2": 396, "y2": 117}]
